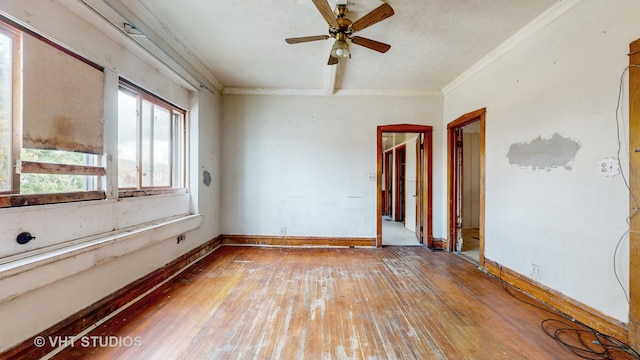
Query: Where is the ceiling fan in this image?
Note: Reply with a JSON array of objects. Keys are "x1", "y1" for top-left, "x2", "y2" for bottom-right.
[{"x1": 285, "y1": 0, "x2": 394, "y2": 65}]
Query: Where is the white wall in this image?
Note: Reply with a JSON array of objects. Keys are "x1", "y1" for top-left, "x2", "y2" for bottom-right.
[
  {"x1": 443, "y1": 0, "x2": 640, "y2": 322},
  {"x1": 222, "y1": 95, "x2": 443, "y2": 238},
  {"x1": 188, "y1": 89, "x2": 223, "y2": 243},
  {"x1": 0, "y1": 0, "x2": 222, "y2": 352}
]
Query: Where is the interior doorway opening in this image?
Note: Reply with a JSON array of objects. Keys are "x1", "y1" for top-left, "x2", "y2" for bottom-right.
[
  {"x1": 377, "y1": 125, "x2": 433, "y2": 248},
  {"x1": 447, "y1": 109, "x2": 486, "y2": 265}
]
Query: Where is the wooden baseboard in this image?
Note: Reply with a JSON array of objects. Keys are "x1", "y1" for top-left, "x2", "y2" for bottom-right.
[
  {"x1": 1, "y1": 236, "x2": 222, "y2": 360},
  {"x1": 431, "y1": 238, "x2": 447, "y2": 250},
  {"x1": 631, "y1": 320, "x2": 640, "y2": 352},
  {"x1": 222, "y1": 234, "x2": 376, "y2": 247},
  {"x1": 483, "y1": 258, "x2": 629, "y2": 342}
]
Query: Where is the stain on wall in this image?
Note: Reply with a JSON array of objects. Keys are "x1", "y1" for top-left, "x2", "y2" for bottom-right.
[
  {"x1": 203, "y1": 170, "x2": 212, "y2": 186},
  {"x1": 507, "y1": 133, "x2": 580, "y2": 171}
]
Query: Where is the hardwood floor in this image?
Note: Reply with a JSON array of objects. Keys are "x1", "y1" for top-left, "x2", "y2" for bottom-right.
[
  {"x1": 51, "y1": 246, "x2": 593, "y2": 359},
  {"x1": 459, "y1": 228, "x2": 480, "y2": 263}
]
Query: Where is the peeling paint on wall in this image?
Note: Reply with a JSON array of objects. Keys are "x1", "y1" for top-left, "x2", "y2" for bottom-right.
[{"x1": 507, "y1": 133, "x2": 580, "y2": 171}]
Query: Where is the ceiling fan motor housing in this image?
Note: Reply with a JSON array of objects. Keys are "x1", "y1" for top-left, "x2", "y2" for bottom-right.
[{"x1": 330, "y1": 5, "x2": 352, "y2": 37}]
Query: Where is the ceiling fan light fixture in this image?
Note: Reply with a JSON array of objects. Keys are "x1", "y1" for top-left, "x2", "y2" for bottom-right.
[{"x1": 331, "y1": 39, "x2": 350, "y2": 58}]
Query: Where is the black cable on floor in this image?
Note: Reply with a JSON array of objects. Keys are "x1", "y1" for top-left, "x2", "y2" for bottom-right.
[{"x1": 498, "y1": 265, "x2": 640, "y2": 360}]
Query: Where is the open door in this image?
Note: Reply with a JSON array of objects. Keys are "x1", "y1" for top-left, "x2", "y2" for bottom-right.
[
  {"x1": 447, "y1": 109, "x2": 485, "y2": 264},
  {"x1": 454, "y1": 128, "x2": 464, "y2": 252}
]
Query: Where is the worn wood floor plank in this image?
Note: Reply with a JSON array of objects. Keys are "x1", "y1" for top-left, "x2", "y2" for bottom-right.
[{"x1": 54, "y1": 246, "x2": 591, "y2": 359}]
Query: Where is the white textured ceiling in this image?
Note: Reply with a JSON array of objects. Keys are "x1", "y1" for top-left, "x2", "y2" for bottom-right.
[{"x1": 116, "y1": 0, "x2": 559, "y2": 94}]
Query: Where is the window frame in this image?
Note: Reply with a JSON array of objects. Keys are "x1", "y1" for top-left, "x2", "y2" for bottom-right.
[
  {"x1": 117, "y1": 79, "x2": 187, "y2": 198},
  {"x1": 0, "y1": 17, "x2": 107, "y2": 208},
  {"x1": 0, "y1": 21, "x2": 20, "y2": 195}
]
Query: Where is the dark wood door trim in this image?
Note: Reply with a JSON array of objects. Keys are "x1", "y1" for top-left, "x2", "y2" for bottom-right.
[
  {"x1": 628, "y1": 38, "x2": 640, "y2": 352},
  {"x1": 447, "y1": 109, "x2": 486, "y2": 265},
  {"x1": 415, "y1": 135, "x2": 423, "y2": 243},
  {"x1": 383, "y1": 150, "x2": 393, "y2": 216},
  {"x1": 394, "y1": 145, "x2": 406, "y2": 222},
  {"x1": 377, "y1": 124, "x2": 433, "y2": 248}
]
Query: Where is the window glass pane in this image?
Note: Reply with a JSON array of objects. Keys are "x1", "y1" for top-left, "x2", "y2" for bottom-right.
[
  {"x1": 141, "y1": 100, "x2": 153, "y2": 187},
  {"x1": 21, "y1": 148, "x2": 89, "y2": 165},
  {"x1": 172, "y1": 112, "x2": 184, "y2": 188},
  {"x1": 19, "y1": 149, "x2": 99, "y2": 194},
  {"x1": 141, "y1": 101, "x2": 171, "y2": 187},
  {"x1": 0, "y1": 32, "x2": 12, "y2": 192},
  {"x1": 152, "y1": 106, "x2": 171, "y2": 187},
  {"x1": 118, "y1": 90, "x2": 137, "y2": 188},
  {"x1": 20, "y1": 174, "x2": 86, "y2": 194}
]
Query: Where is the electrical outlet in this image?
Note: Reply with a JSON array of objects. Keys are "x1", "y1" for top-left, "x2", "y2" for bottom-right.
[
  {"x1": 280, "y1": 227, "x2": 287, "y2": 236},
  {"x1": 176, "y1": 233, "x2": 185, "y2": 244},
  {"x1": 530, "y1": 264, "x2": 543, "y2": 281},
  {"x1": 598, "y1": 157, "x2": 620, "y2": 177}
]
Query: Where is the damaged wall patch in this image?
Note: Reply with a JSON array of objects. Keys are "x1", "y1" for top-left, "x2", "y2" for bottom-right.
[
  {"x1": 203, "y1": 170, "x2": 212, "y2": 186},
  {"x1": 507, "y1": 133, "x2": 580, "y2": 171}
]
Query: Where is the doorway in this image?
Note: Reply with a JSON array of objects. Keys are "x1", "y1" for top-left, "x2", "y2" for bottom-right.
[
  {"x1": 377, "y1": 125, "x2": 433, "y2": 248},
  {"x1": 447, "y1": 109, "x2": 486, "y2": 265},
  {"x1": 394, "y1": 145, "x2": 406, "y2": 222}
]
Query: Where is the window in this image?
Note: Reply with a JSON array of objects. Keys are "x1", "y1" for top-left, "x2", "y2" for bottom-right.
[
  {"x1": 0, "y1": 25, "x2": 14, "y2": 194},
  {"x1": 118, "y1": 81, "x2": 186, "y2": 196},
  {"x1": 0, "y1": 19, "x2": 106, "y2": 208},
  {"x1": 18, "y1": 149, "x2": 100, "y2": 194}
]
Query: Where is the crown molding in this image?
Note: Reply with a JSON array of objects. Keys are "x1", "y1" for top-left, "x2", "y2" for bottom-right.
[
  {"x1": 442, "y1": 0, "x2": 582, "y2": 96},
  {"x1": 222, "y1": 87, "x2": 442, "y2": 97}
]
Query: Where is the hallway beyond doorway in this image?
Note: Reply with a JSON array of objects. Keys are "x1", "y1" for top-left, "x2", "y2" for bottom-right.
[
  {"x1": 382, "y1": 216, "x2": 420, "y2": 246},
  {"x1": 459, "y1": 227, "x2": 480, "y2": 263}
]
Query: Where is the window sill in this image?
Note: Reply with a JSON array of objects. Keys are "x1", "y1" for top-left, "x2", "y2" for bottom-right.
[
  {"x1": 0, "y1": 191, "x2": 106, "y2": 208},
  {"x1": 118, "y1": 188, "x2": 187, "y2": 198},
  {"x1": 0, "y1": 213, "x2": 203, "y2": 303}
]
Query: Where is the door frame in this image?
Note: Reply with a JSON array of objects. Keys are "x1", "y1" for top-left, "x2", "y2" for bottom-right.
[
  {"x1": 627, "y1": 38, "x2": 640, "y2": 352},
  {"x1": 377, "y1": 124, "x2": 433, "y2": 248},
  {"x1": 383, "y1": 150, "x2": 393, "y2": 216},
  {"x1": 415, "y1": 135, "x2": 424, "y2": 242},
  {"x1": 447, "y1": 108, "x2": 486, "y2": 265},
  {"x1": 394, "y1": 144, "x2": 406, "y2": 222}
]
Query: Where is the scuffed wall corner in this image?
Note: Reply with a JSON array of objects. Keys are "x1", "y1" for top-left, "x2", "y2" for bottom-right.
[{"x1": 506, "y1": 133, "x2": 581, "y2": 171}]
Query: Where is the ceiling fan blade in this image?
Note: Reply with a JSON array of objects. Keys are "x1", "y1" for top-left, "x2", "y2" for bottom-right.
[
  {"x1": 350, "y1": 3, "x2": 394, "y2": 32},
  {"x1": 350, "y1": 36, "x2": 391, "y2": 53},
  {"x1": 328, "y1": 55, "x2": 339, "y2": 65},
  {"x1": 285, "y1": 35, "x2": 331, "y2": 44},
  {"x1": 312, "y1": 0, "x2": 339, "y2": 28}
]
